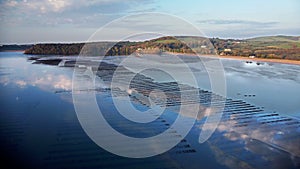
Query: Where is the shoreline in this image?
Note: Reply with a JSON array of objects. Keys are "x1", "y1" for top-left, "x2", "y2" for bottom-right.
[
  {"x1": 0, "y1": 50, "x2": 25, "y2": 52},
  {"x1": 2, "y1": 50, "x2": 300, "y2": 66},
  {"x1": 217, "y1": 55, "x2": 300, "y2": 66},
  {"x1": 166, "y1": 52, "x2": 300, "y2": 66}
]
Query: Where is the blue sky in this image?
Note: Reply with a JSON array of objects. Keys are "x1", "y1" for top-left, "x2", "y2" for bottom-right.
[{"x1": 0, "y1": 0, "x2": 299, "y2": 43}]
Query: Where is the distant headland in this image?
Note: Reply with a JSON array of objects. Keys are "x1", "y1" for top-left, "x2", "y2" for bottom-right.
[{"x1": 2, "y1": 35, "x2": 300, "y2": 61}]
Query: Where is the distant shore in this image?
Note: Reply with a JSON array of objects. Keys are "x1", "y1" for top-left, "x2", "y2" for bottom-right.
[
  {"x1": 0, "y1": 50, "x2": 25, "y2": 52},
  {"x1": 3, "y1": 49, "x2": 300, "y2": 66}
]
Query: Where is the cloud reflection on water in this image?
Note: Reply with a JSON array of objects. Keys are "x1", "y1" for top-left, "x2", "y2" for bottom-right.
[{"x1": 0, "y1": 56, "x2": 73, "y2": 92}]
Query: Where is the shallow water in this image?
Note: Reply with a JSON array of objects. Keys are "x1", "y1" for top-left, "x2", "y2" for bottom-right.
[
  {"x1": 107, "y1": 54, "x2": 300, "y2": 118},
  {"x1": 221, "y1": 58, "x2": 300, "y2": 119},
  {"x1": 0, "y1": 52, "x2": 299, "y2": 169}
]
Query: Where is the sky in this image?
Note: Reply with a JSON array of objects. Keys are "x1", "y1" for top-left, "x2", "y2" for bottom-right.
[{"x1": 0, "y1": 0, "x2": 299, "y2": 44}]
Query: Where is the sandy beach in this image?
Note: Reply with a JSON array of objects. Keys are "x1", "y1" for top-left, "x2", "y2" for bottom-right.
[
  {"x1": 167, "y1": 52, "x2": 300, "y2": 66},
  {"x1": 217, "y1": 55, "x2": 300, "y2": 66}
]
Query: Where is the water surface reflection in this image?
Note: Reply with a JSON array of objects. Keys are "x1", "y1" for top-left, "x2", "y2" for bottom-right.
[{"x1": 0, "y1": 52, "x2": 299, "y2": 169}]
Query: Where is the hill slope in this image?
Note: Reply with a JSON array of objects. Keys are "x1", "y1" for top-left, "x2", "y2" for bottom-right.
[{"x1": 247, "y1": 35, "x2": 300, "y2": 42}]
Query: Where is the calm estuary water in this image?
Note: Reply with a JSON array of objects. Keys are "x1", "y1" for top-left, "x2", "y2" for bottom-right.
[{"x1": 0, "y1": 52, "x2": 299, "y2": 169}]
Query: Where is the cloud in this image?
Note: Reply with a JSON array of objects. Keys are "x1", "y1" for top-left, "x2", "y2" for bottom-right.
[
  {"x1": 2, "y1": 0, "x2": 71, "y2": 13},
  {"x1": 196, "y1": 19, "x2": 285, "y2": 39},
  {"x1": 0, "y1": 0, "x2": 157, "y2": 29},
  {"x1": 5, "y1": 0, "x2": 18, "y2": 7},
  {"x1": 198, "y1": 19, "x2": 279, "y2": 27},
  {"x1": 1, "y1": 0, "x2": 155, "y2": 14}
]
